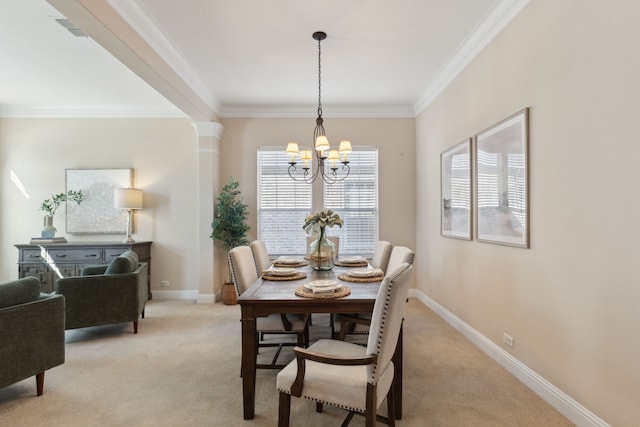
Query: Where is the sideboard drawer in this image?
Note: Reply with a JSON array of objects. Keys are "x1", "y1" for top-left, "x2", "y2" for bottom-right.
[
  {"x1": 48, "y1": 248, "x2": 103, "y2": 262},
  {"x1": 22, "y1": 249, "x2": 46, "y2": 262}
]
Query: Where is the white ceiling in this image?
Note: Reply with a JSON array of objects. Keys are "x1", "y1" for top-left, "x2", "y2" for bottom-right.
[{"x1": 0, "y1": 0, "x2": 528, "y2": 119}]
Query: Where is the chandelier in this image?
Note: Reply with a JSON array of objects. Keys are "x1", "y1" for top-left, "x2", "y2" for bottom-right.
[{"x1": 286, "y1": 31, "x2": 352, "y2": 184}]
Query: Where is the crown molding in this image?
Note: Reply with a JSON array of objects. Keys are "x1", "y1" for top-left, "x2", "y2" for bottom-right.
[
  {"x1": 220, "y1": 103, "x2": 415, "y2": 119},
  {"x1": 413, "y1": 0, "x2": 530, "y2": 115},
  {"x1": 0, "y1": 106, "x2": 187, "y2": 119}
]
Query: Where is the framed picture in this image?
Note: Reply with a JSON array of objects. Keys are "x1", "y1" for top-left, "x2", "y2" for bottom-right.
[
  {"x1": 65, "y1": 168, "x2": 132, "y2": 234},
  {"x1": 441, "y1": 138, "x2": 472, "y2": 239},
  {"x1": 474, "y1": 108, "x2": 529, "y2": 247}
]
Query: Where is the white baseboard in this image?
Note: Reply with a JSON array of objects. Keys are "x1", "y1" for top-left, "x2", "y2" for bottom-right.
[{"x1": 409, "y1": 289, "x2": 610, "y2": 427}]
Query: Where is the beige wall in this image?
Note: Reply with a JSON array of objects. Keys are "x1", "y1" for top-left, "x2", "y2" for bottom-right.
[
  {"x1": 415, "y1": 0, "x2": 640, "y2": 425},
  {"x1": 218, "y1": 117, "x2": 416, "y2": 286},
  {"x1": 0, "y1": 118, "x2": 202, "y2": 296}
]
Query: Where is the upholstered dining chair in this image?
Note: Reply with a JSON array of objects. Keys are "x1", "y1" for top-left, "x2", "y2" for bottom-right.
[
  {"x1": 228, "y1": 245, "x2": 309, "y2": 369},
  {"x1": 370, "y1": 240, "x2": 392, "y2": 271},
  {"x1": 250, "y1": 240, "x2": 271, "y2": 274},
  {"x1": 336, "y1": 245, "x2": 414, "y2": 341},
  {"x1": 276, "y1": 262, "x2": 413, "y2": 427}
]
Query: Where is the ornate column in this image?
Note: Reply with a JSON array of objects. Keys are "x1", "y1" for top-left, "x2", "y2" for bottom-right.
[{"x1": 195, "y1": 122, "x2": 224, "y2": 304}]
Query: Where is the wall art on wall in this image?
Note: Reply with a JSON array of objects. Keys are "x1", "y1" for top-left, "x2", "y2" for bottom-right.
[
  {"x1": 474, "y1": 108, "x2": 529, "y2": 248},
  {"x1": 441, "y1": 138, "x2": 472, "y2": 240},
  {"x1": 66, "y1": 168, "x2": 132, "y2": 234}
]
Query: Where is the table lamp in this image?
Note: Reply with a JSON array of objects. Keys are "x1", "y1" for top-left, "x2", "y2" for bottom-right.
[{"x1": 114, "y1": 188, "x2": 143, "y2": 243}]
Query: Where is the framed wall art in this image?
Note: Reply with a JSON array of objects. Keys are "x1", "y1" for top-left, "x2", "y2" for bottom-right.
[
  {"x1": 65, "y1": 168, "x2": 132, "y2": 234},
  {"x1": 474, "y1": 108, "x2": 529, "y2": 248},
  {"x1": 441, "y1": 138, "x2": 472, "y2": 240}
]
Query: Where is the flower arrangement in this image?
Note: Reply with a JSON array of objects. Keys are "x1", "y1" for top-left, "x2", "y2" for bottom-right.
[
  {"x1": 303, "y1": 210, "x2": 343, "y2": 234},
  {"x1": 40, "y1": 190, "x2": 84, "y2": 217}
]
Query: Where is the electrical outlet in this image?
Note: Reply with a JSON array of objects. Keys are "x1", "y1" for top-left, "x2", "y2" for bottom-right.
[
  {"x1": 503, "y1": 333, "x2": 514, "y2": 348},
  {"x1": 160, "y1": 280, "x2": 170, "y2": 288}
]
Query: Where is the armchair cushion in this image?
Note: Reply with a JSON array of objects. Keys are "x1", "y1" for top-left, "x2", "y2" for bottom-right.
[
  {"x1": 104, "y1": 250, "x2": 139, "y2": 275},
  {"x1": 0, "y1": 277, "x2": 41, "y2": 309}
]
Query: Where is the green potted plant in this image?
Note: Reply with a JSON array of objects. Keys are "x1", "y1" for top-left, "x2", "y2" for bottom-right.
[
  {"x1": 39, "y1": 190, "x2": 84, "y2": 239},
  {"x1": 211, "y1": 177, "x2": 250, "y2": 304}
]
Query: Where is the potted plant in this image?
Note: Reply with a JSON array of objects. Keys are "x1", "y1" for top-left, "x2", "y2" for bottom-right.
[
  {"x1": 211, "y1": 177, "x2": 250, "y2": 304},
  {"x1": 39, "y1": 190, "x2": 84, "y2": 238}
]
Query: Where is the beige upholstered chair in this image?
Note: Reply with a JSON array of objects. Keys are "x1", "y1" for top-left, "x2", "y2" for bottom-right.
[
  {"x1": 336, "y1": 245, "x2": 414, "y2": 341},
  {"x1": 370, "y1": 240, "x2": 392, "y2": 271},
  {"x1": 277, "y1": 263, "x2": 413, "y2": 427},
  {"x1": 228, "y1": 246, "x2": 309, "y2": 369},
  {"x1": 250, "y1": 240, "x2": 271, "y2": 274},
  {"x1": 306, "y1": 235, "x2": 339, "y2": 258}
]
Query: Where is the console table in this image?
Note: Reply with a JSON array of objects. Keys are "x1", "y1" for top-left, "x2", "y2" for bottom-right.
[{"x1": 15, "y1": 241, "x2": 152, "y2": 298}]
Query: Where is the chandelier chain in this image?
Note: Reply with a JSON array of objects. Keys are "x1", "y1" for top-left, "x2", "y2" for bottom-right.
[{"x1": 317, "y1": 35, "x2": 322, "y2": 118}]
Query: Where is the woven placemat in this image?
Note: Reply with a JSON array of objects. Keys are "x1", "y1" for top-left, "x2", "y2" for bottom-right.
[
  {"x1": 262, "y1": 272, "x2": 307, "y2": 281},
  {"x1": 334, "y1": 260, "x2": 368, "y2": 267},
  {"x1": 273, "y1": 261, "x2": 309, "y2": 268},
  {"x1": 295, "y1": 285, "x2": 351, "y2": 299},
  {"x1": 337, "y1": 273, "x2": 384, "y2": 283}
]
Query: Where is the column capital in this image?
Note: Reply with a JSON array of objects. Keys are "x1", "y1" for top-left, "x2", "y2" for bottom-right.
[{"x1": 195, "y1": 122, "x2": 224, "y2": 140}]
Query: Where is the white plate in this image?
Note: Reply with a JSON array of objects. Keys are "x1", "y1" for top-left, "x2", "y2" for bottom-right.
[
  {"x1": 264, "y1": 267, "x2": 297, "y2": 277},
  {"x1": 277, "y1": 256, "x2": 303, "y2": 264},
  {"x1": 347, "y1": 268, "x2": 376, "y2": 278},
  {"x1": 304, "y1": 280, "x2": 340, "y2": 291},
  {"x1": 340, "y1": 256, "x2": 364, "y2": 263}
]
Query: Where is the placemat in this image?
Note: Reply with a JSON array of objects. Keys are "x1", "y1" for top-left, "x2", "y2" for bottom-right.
[
  {"x1": 334, "y1": 260, "x2": 368, "y2": 267},
  {"x1": 338, "y1": 273, "x2": 384, "y2": 283},
  {"x1": 262, "y1": 272, "x2": 307, "y2": 281},
  {"x1": 295, "y1": 285, "x2": 351, "y2": 299},
  {"x1": 273, "y1": 261, "x2": 309, "y2": 268}
]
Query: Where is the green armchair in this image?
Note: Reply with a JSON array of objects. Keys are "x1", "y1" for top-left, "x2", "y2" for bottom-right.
[
  {"x1": 0, "y1": 277, "x2": 65, "y2": 395},
  {"x1": 55, "y1": 250, "x2": 148, "y2": 334}
]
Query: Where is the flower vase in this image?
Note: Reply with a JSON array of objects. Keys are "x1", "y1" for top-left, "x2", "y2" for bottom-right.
[
  {"x1": 308, "y1": 227, "x2": 336, "y2": 270},
  {"x1": 42, "y1": 215, "x2": 57, "y2": 239}
]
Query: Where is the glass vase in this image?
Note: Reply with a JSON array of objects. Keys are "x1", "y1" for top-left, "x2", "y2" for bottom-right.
[{"x1": 308, "y1": 227, "x2": 336, "y2": 271}]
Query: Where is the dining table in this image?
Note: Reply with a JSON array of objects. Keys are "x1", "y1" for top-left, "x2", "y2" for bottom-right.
[{"x1": 237, "y1": 261, "x2": 404, "y2": 420}]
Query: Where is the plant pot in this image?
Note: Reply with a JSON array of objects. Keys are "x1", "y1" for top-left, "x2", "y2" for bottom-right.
[{"x1": 222, "y1": 282, "x2": 237, "y2": 305}]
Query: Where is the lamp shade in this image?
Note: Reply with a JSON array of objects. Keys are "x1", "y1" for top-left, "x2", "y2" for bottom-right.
[{"x1": 114, "y1": 188, "x2": 143, "y2": 210}]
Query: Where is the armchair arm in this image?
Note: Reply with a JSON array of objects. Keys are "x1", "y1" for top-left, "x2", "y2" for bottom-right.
[
  {"x1": 80, "y1": 264, "x2": 109, "y2": 276},
  {"x1": 290, "y1": 346, "x2": 377, "y2": 396}
]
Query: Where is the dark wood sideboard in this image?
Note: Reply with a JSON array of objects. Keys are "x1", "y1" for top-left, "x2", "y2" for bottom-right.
[{"x1": 15, "y1": 241, "x2": 152, "y2": 298}]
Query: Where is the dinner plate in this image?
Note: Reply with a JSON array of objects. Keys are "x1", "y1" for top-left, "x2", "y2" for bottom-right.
[
  {"x1": 304, "y1": 280, "x2": 341, "y2": 291},
  {"x1": 264, "y1": 267, "x2": 297, "y2": 277},
  {"x1": 277, "y1": 256, "x2": 303, "y2": 264},
  {"x1": 347, "y1": 268, "x2": 376, "y2": 278},
  {"x1": 340, "y1": 256, "x2": 364, "y2": 263}
]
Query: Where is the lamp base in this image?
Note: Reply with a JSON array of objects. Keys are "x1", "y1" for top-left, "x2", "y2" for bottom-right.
[{"x1": 122, "y1": 236, "x2": 136, "y2": 244}]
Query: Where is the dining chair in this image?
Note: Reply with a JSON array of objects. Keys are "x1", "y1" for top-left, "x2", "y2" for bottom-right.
[
  {"x1": 250, "y1": 240, "x2": 271, "y2": 274},
  {"x1": 335, "y1": 245, "x2": 414, "y2": 341},
  {"x1": 370, "y1": 240, "x2": 392, "y2": 271},
  {"x1": 276, "y1": 262, "x2": 413, "y2": 427},
  {"x1": 306, "y1": 235, "x2": 339, "y2": 258},
  {"x1": 228, "y1": 246, "x2": 309, "y2": 369}
]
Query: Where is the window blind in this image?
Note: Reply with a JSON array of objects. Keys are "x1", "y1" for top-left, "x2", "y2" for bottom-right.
[
  {"x1": 324, "y1": 148, "x2": 378, "y2": 257},
  {"x1": 257, "y1": 148, "x2": 311, "y2": 255}
]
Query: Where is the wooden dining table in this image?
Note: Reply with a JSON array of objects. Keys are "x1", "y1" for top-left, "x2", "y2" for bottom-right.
[{"x1": 237, "y1": 263, "x2": 404, "y2": 420}]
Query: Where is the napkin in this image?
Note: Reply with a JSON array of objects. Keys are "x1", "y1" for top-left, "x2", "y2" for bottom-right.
[{"x1": 312, "y1": 285, "x2": 335, "y2": 295}]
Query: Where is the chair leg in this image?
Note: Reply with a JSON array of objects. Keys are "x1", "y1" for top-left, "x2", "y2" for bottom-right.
[
  {"x1": 35, "y1": 372, "x2": 45, "y2": 396},
  {"x1": 142, "y1": 308, "x2": 145, "y2": 319},
  {"x1": 316, "y1": 401, "x2": 323, "y2": 413},
  {"x1": 386, "y1": 385, "x2": 396, "y2": 427},
  {"x1": 278, "y1": 392, "x2": 291, "y2": 427},
  {"x1": 133, "y1": 320, "x2": 138, "y2": 334}
]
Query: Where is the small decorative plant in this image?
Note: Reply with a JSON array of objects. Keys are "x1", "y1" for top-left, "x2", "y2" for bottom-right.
[
  {"x1": 40, "y1": 190, "x2": 84, "y2": 217},
  {"x1": 303, "y1": 209, "x2": 343, "y2": 234},
  {"x1": 211, "y1": 177, "x2": 250, "y2": 296},
  {"x1": 304, "y1": 210, "x2": 342, "y2": 270}
]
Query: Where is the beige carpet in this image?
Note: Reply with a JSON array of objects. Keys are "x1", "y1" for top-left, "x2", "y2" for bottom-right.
[{"x1": 0, "y1": 299, "x2": 573, "y2": 427}]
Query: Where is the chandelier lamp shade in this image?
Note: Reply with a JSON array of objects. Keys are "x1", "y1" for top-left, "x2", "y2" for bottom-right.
[
  {"x1": 286, "y1": 31, "x2": 352, "y2": 184},
  {"x1": 114, "y1": 188, "x2": 143, "y2": 243}
]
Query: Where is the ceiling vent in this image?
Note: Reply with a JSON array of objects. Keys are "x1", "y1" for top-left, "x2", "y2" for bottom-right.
[{"x1": 55, "y1": 18, "x2": 88, "y2": 38}]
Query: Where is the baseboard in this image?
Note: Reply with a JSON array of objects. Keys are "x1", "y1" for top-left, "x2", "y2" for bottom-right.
[{"x1": 408, "y1": 289, "x2": 610, "y2": 427}]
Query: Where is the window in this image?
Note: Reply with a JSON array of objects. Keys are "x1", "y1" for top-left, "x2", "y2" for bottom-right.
[
  {"x1": 257, "y1": 147, "x2": 378, "y2": 257},
  {"x1": 324, "y1": 148, "x2": 378, "y2": 257},
  {"x1": 257, "y1": 148, "x2": 311, "y2": 255}
]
